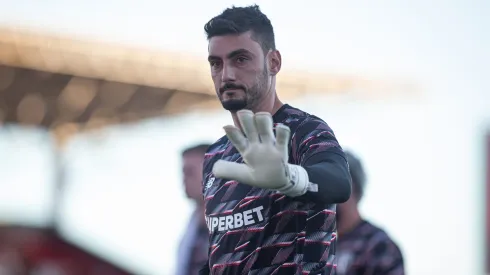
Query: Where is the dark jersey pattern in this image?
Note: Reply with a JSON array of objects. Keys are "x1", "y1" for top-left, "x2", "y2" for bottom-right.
[
  {"x1": 202, "y1": 104, "x2": 346, "y2": 275},
  {"x1": 337, "y1": 221, "x2": 404, "y2": 275}
]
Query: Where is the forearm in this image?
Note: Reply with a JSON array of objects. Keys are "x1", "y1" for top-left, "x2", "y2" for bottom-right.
[{"x1": 299, "y1": 153, "x2": 352, "y2": 204}]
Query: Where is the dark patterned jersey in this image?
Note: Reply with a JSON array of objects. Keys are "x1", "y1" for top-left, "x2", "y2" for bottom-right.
[
  {"x1": 336, "y1": 220, "x2": 404, "y2": 275},
  {"x1": 202, "y1": 104, "x2": 346, "y2": 275}
]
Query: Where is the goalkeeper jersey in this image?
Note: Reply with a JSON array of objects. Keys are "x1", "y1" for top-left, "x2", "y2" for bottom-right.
[{"x1": 202, "y1": 104, "x2": 345, "y2": 275}]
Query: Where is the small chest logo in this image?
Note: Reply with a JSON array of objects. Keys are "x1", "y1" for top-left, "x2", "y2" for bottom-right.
[{"x1": 205, "y1": 176, "x2": 216, "y2": 190}]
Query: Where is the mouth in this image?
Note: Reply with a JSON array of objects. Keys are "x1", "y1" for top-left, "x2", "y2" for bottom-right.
[
  {"x1": 221, "y1": 88, "x2": 245, "y2": 99},
  {"x1": 223, "y1": 89, "x2": 243, "y2": 95}
]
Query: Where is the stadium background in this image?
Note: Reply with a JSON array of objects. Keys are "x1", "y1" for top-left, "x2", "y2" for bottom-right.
[{"x1": 0, "y1": 0, "x2": 489, "y2": 274}]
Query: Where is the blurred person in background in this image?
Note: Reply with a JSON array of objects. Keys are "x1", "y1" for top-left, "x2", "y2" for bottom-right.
[
  {"x1": 200, "y1": 5, "x2": 351, "y2": 274},
  {"x1": 176, "y1": 144, "x2": 211, "y2": 275},
  {"x1": 336, "y1": 150, "x2": 405, "y2": 275}
]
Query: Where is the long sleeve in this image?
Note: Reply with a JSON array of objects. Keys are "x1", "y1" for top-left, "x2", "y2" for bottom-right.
[
  {"x1": 302, "y1": 152, "x2": 351, "y2": 204},
  {"x1": 289, "y1": 117, "x2": 352, "y2": 204}
]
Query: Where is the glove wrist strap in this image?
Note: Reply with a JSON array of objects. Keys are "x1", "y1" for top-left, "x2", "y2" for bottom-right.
[{"x1": 277, "y1": 164, "x2": 309, "y2": 197}]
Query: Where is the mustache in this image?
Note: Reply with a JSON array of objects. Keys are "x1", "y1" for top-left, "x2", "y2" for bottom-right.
[{"x1": 219, "y1": 83, "x2": 246, "y2": 94}]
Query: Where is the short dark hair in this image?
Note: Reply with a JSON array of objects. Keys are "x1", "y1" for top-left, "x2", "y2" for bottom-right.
[
  {"x1": 344, "y1": 150, "x2": 367, "y2": 200},
  {"x1": 182, "y1": 143, "x2": 211, "y2": 156},
  {"x1": 204, "y1": 5, "x2": 276, "y2": 53}
]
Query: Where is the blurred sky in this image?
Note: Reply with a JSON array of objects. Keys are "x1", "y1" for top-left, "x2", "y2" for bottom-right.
[{"x1": 0, "y1": 0, "x2": 489, "y2": 274}]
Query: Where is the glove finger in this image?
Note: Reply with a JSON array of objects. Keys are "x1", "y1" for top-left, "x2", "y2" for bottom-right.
[
  {"x1": 254, "y1": 112, "x2": 275, "y2": 144},
  {"x1": 223, "y1": 125, "x2": 248, "y2": 153},
  {"x1": 275, "y1": 123, "x2": 291, "y2": 159},
  {"x1": 212, "y1": 160, "x2": 254, "y2": 184},
  {"x1": 237, "y1": 110, "x2": 259, "y2": 143}
]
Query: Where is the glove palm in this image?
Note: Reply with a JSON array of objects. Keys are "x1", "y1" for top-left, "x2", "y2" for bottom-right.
[{"x1": 212, "y1": 110, "x2": 308, "y2": 196}]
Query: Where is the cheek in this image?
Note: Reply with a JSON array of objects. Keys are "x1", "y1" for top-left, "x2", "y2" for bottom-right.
[
  {"x1": 240, "y1": 73, "x2": 257, "y2": 87},
  {"x1": 211, "y1": 69, "x2": 222, "y2": 79},
  {"x1": 212, "y1": 75, "x2": 221, "y2": 88}
]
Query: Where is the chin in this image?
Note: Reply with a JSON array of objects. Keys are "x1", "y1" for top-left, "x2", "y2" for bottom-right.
[{"x1": 221, "y1": 99, "x2": 247, "y2": 111}]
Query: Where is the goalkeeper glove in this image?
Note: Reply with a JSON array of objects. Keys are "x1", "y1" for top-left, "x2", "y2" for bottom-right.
[{"x1": 212, "y1": 110, "x2": 309, "y2": 197}]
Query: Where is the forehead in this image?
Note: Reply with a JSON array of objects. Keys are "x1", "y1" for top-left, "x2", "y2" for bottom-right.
[{"x1": 208, "y1": 31, "x2": 263, "y2": 58}]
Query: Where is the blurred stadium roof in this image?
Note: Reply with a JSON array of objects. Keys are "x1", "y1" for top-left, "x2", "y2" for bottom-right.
[{"x1": 0, "y1": 26, "x2": 414, "y2": 144}]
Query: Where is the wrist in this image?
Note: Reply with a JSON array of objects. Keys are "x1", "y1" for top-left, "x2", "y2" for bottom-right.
[{"x1": 277, "y1": 164, "x2": 309, "y2": 197}]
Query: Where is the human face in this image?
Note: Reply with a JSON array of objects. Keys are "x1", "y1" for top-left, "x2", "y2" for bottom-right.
[
  {"x1": 182, "y1": 152, "x2": 205, "y2": 202},
  {"x1": 208, "y1": 31, "x2": 269, "y2": 111}
]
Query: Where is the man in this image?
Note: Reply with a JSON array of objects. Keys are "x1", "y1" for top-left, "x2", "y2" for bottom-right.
[
  {"x1": 200, "y1": 5, "x2": 352, "y2": 274},
  {"x1": 336, "y1": 151, "x2": 404, "y2": 275},
  {"x1": 176, "y1": 144, "x2": 210, "y2": 275}
]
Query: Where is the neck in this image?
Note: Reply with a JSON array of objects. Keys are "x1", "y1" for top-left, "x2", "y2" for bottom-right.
[
  {"x1": 231, "y1": 93, "x2": 284, "y2": 128},
  {"x1": 337, "y1": 207, "x2": 362, "y2": 237}
]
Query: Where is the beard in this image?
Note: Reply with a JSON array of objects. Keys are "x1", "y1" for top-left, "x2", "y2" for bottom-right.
[
  {"x1": 218, "y1": 66, "x2": 269, "y2": 112},
  {"x1": 220, "y1": 96, "x2": 248, "y2": 111}
]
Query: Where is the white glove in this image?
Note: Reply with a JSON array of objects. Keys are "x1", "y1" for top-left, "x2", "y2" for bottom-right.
[{"x1": 212, "y1": 110, "x2": 309, "y2": 197}]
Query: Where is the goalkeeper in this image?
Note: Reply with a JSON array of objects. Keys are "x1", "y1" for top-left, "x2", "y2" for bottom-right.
[{"x1": 199, "y1": 5, "x2": 352, "y2": 275}]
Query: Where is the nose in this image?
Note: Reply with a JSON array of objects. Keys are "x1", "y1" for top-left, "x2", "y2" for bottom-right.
[{"x1": 221, "y1": 64, "x2": 236, "y2": 82}]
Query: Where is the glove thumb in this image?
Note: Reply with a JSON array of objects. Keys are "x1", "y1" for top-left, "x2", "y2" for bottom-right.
[{"x1": 212, "y1": 161, "x2": 254, "y2": 184}]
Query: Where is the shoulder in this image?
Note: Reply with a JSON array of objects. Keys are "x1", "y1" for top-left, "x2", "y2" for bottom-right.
[
  {"x1": 278, "y1": 105, "x2": 344, "y2": 162},
  {"x1": 276, "y1": 105, "x2": 336, "y2": 141},
  {"x1": 295, "y1": 114, "x2": 334, "y2": 141},
  {"x1": 276, "y1": 105, "x2": 329, "y2": 127},
  {"x1": 204, "y1": 135, "x2": 228, "y2": 158},
  {"x1": 203, "y1": 135, "x2": 230, "y2": 172},
  {"x1": 362, "y1": 221, "x2": 404, "y2": 258}
]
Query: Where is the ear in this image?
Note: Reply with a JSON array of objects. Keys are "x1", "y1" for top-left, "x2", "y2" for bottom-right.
[{"x1": 268, "y1": 50, "x2": 282, "y2": 76}]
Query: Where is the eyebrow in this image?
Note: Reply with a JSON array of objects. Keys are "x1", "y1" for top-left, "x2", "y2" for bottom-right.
[{"x1": 208, "y1": 48, "x2": 254, "y2": 61}]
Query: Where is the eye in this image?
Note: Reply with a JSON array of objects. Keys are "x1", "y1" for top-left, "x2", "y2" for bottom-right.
[
  {"x1": 235, "y1": 56, "x2": 249, "y2": 64},
  {"x1": 209, "y1": 60, "x2": 222, "y2": 69}
]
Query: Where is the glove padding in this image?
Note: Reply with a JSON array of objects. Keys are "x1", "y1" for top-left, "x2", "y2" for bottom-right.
[{"x1": 212, "y1": 110, "x2": 309, "y2": 197}]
